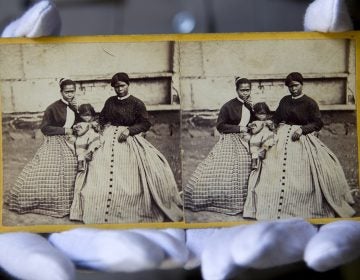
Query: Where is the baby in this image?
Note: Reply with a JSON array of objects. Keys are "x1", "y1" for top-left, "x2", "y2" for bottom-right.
[
  {"x1": 73, "y1": 103, "x2": 102, "y2": 171},
  {"x1": 248, "y1": 102, "x2": 276, "y2": 169}
]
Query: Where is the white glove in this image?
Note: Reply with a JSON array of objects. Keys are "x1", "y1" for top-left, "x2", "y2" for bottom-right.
[
  {"x1": 1, "y1": 0, "x2": 60, "y2": 38},
  {"x1": 1, "y1": 1, "x2": 360, "y2": 280},
  {"x1": 187, "y1": 219, "x2": 360, "y2": 280},
  {"x1": 48, "y1": 228, "x2": 188, "y2": 272},
  {"x1": 304, "y1": 0, "x2": 353, "y2": 32},
  {"x1": 0, "y1": 233, "x2": 74, "y2": 280}
]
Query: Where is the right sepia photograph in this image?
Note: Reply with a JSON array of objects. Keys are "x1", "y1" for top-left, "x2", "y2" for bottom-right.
[{"x1": 180, "y1": 38, "x2": 360, "y2": 223}]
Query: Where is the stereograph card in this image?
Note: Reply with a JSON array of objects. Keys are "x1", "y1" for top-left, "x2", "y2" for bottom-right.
[{"x1": 0, "y1": 32, "x2": 360, "y2": 233}]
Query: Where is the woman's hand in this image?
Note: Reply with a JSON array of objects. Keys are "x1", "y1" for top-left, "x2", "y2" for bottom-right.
[
  {"x1": 265, "y1": 120, "x2": 276, "y2": 130},
  {"x1": 84, "y1": 152, "x2": 93, "y2": 162},
  {"x1": 291, "y1": 128, "x2": 302, "y2": 141},
  {"x1": 258, "y1": 149, "x2": 266, "y2": 159},
  {"x1": 65, "y1": 128, "x2": 73, "y2": 135},
  {"x1": 118, "y1": 128, "x2": 130, "y2": 142},
  {"x1": 69, "y1": 98, "x2": 78, "y2": 112},
  {"x1": 91, "y1": 121, "x2": 101, "y2": 132}
]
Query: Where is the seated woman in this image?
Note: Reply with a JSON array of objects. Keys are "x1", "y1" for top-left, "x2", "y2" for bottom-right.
[
  {"x1": 6, "y1": 79, "x2": 79, "y2": 218},
  {"x1": 184, "y1": 77, "x2": 254, "y2": 215},
  {"x1": 243, "y1": 72, "x2": 355, "y2": 220},
  {"x1": 75, "y1": 72, "x2": 183, "y2": 224}
]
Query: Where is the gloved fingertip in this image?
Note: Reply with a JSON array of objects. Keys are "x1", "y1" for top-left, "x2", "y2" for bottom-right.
[
  {"x1": 0, "y1": 233, "x2": 75, "y2": 280},
  {"x1": 304, "y1": 221, "x2": 360, "y2": 272},
  {"x1": 201, "y1": 226, "x2": 244, "y2": 280},
  {"x1": 50, "y1": 229, "x2": 166, "y2": 272},
  {"x1": 1, "y1": 0, "x2": 61, "y2": 38},
  {"x1": 130, "y1": 229, "x2": 189, "y2": 269},
  {"x1": 184, "y1": 228, "x2": 217, "y2": 269},
  {"x1": 303, "y1": 0, "x2": 353, "y2": 32},
  {"x1": 231, "y1": 219, "x2": 317, "y2": 269}
]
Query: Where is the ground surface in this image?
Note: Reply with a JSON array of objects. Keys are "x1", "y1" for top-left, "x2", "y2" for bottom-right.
[
  {"x1": 2, "y1": 127, "x2": 360, "y2": 226},
  {"x1": 2, "y1": 129, "x2": 181, "y2": 226},
  {"x1": 182, "y1": 129, "x2": 360, "y2": 223}
]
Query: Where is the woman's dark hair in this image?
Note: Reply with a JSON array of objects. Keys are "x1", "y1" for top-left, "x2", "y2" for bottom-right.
[
  {"x1": 285, "y1": 72, "x2": 303, "y2": 87},
  {"x1": 253, "y1": 102, "x2": 271, "y2": 115},
  {"x1": 78, "y1": 103, "x2": 96, "y2": 116},
  {"x1": 59, "y1": 78, "x2": 76, "y2": 91},
  {"x1": 111, "y1": 72, "x2": 130, "y2": 87},
  {"x1": 235, "y1": 77, "x2": 251, "y2": 90}
]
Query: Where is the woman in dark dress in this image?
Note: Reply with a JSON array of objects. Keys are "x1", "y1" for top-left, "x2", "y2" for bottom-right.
[
  {"x1": 184, "y1": 77, "x2": 254, "y2": 215},
  {"x1": 74, "y1": 72, "x2": 183, "y2": 224},
  {"x1": 243, "y1": 72, "x2": 355, "y2": 220},
  {"x1": 6, "y1": 79, "x2": 79, "y2": 217}
]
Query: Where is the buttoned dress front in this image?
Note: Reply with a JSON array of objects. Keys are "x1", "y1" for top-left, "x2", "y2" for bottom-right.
[
  {"x1": 77, "y1": 95, "x2": 183, "y2": 224},
  {"x1": 243, "y1": 94, "x2": 355, "y2": 220}
]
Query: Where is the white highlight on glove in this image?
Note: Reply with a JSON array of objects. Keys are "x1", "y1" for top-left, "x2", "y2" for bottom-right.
[
  {"x1": 49, "y1": 228, "x2": 188, "y2": 272},
  {"x1": 1, "y1": 0, "x2": 61, "y2": 37},
  {"x1": 130, "y1": 228, "x2": 189, "y2": 269},
  {"x1": 0, "y1": 233, "x2": 75, "y2": 280},
  {"x1": 304, "y1": 0, "x2": 353, "y2": 31},
  {"x1": 199, "y1": 219, "x2": 317, "y2": 280},
  {"x1": 305, "y1": 220, "x2": 360, "y2": 272}
]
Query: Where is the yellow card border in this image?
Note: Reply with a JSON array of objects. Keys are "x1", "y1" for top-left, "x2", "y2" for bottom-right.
[{"x1": 0, "y1": 31, "x2": 360, "y2": 233}]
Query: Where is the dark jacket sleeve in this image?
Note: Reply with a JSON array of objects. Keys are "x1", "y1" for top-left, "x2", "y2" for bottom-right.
[
  {"x1": 128, "y1": 100, "x2": 151, "y2": 136},
  {"x1": 216, "y1": 105, "x2": 241, "y2": 134},
  {"x1": 40, "y1": 107, "x2": 66, "y2": 136},
  {"x1": 301, "y1": 100, "x2": 323, "y2": 134},
  {"x1": 272, "y1": 100, "x2": 284, "y2": 125},
  {"x1": 99, "y1": 99, "x2": 110, "y2": 126}
]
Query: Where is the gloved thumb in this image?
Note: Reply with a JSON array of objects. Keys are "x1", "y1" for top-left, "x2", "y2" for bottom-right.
[
  {"x1": 1, "y1": 0, "x2": 61, "y2": 38},
  {"x1": 304, "y1": 0, "x2": 353, "y2": 32}
]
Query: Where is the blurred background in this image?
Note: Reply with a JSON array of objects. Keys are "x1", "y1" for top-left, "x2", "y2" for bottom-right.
[
  {"x1": 0, "y1": 0, "x2": 360, "y2": 280},
  {"x1": 0, "y1": 0, "x2": 314, "y2": 35}
]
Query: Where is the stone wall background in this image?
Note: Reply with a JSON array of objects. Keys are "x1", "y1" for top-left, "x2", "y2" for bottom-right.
[{"x1": 179, "y1": 39, "x2": 355, "y2": 111}]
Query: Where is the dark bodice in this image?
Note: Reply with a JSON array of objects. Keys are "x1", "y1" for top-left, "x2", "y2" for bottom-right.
[
  {"x1": 273, "y1": 95, "x2": 323, "y2": 134},
  {"x1": 216, "y1": 98, "x2": 254, "y2": 134},
  {"x1": 41, "y1": 99, "x2": 79, "y2": 136},
  {"x1": 99, "y1": 95, "x2": 151, "y2": 135}
]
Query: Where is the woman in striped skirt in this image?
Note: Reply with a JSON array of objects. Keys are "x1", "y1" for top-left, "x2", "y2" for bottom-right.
[
  {"x1": 73, "y1": 72, "x2": 183, "y2": 224},
  {"x1": 6, "y1": 79, "x2": 79, "y2": 218},
  {"x1": 243, "y1": 72, "x2": 355, "y2": 220},
  {"x1": 184, "y1": 77, "x2": 253, "y2": 215}
]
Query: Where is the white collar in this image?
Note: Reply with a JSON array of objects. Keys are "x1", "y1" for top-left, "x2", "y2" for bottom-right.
[
  {"x1": 292, "y1": 93, "x2": 304, "y2": 100},
  {"x1": 61, "y1": 98, "x2": 69, "y2": 105},
  {"x1": 237, "y1": 96, "x2": 245, "y2": 103},
  {"x1": 117, "y1": 93, "x2": 131, "y2": 100}
]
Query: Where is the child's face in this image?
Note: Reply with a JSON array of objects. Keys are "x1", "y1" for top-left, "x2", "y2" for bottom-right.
[
  {"x1": 80, "y1": 114, "x2": 93, "y2": 122},
  {"x1": 249, "y1": 121, "x2": 264, "y2": 134},
  {"x1": 73, "y1": 122, "x2": 90, "y2": 136},
  {"x1": 255, "y1": 113, "x2": 267, "y2": 121}
]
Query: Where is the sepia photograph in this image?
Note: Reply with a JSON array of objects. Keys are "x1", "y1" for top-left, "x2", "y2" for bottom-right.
[
  {"x1": 1, "y1": 33, "x2": 360, "y2": 231},
  {"x1": 181, "y1": 37, "x2": 360, "y2": 223},
  {"x1": 1, "y1": 39, "x2": 183, "y2": 227}
]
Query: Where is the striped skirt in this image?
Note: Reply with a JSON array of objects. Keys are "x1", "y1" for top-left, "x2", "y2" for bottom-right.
[
  {"x1": 184, "y1": 133, "x2": 251, "y2": 215},
  {"x1": 243, "y1": 124, "x2": 355, "y2": 220},
  {"x1": 71, "y1": 125, "x2": 183, "y2": 224},
  {"x1": 6, "y1": 136, "x2": 77, "y2": 217}
]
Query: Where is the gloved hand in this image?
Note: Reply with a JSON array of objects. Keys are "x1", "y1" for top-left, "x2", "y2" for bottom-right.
[{"x1": 1, "y1": 1, "x2": 360, "y2": 280}]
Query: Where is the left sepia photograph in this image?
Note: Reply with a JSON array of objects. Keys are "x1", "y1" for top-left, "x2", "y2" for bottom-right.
[{"x1": 1, "y1": 39, "x2": 184, "y2": 228}]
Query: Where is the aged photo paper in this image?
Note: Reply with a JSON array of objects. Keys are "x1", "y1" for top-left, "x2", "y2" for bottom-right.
[{"x1": 0, "y1": 32, "x2": 360, "y2": 232}]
